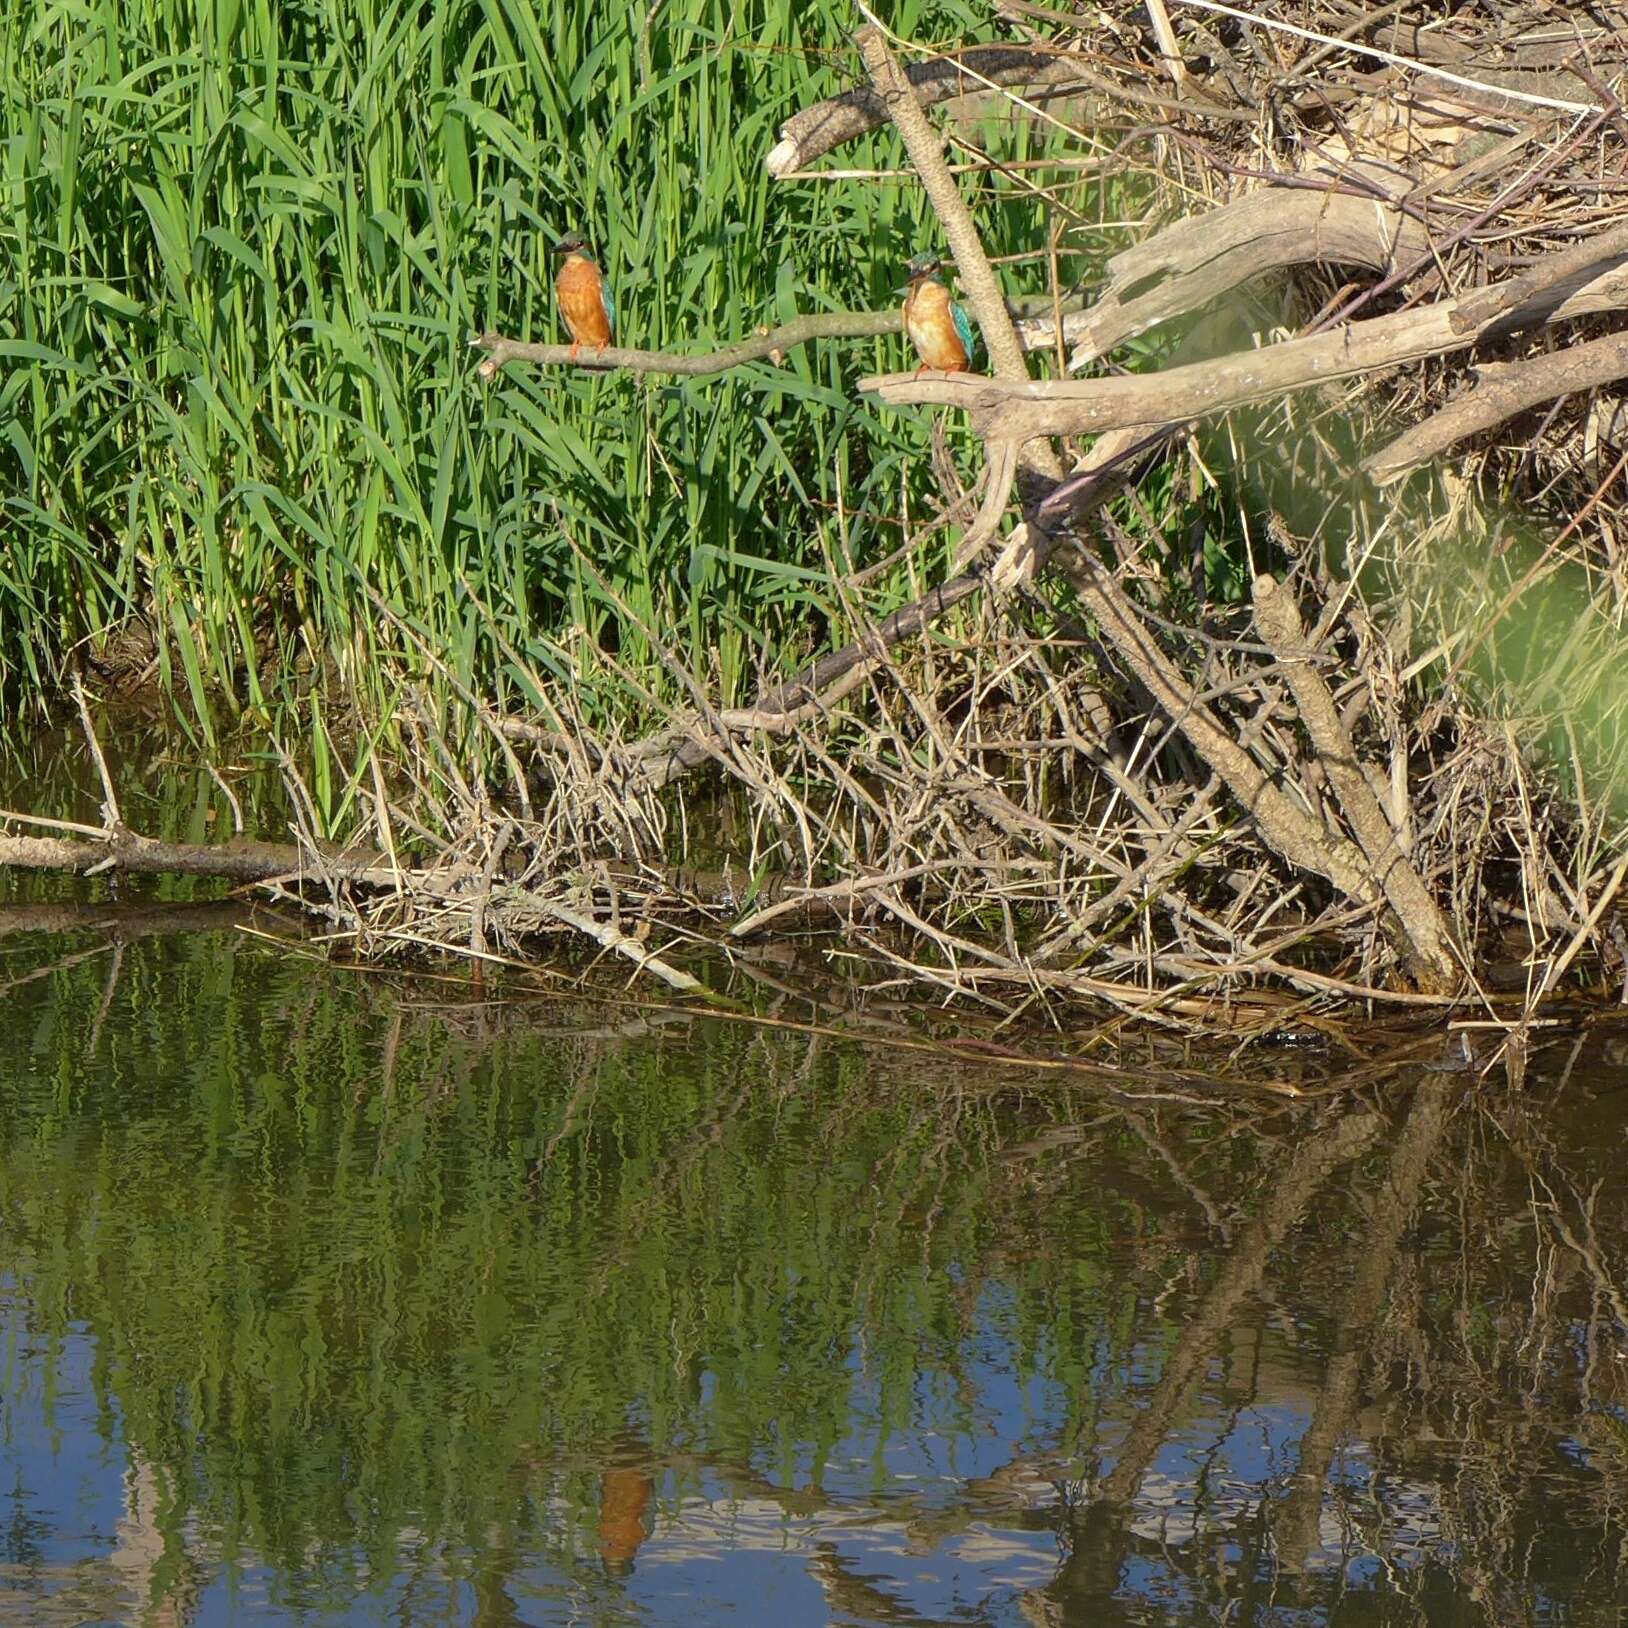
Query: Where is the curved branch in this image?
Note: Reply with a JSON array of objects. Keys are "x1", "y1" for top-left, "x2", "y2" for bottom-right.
[
  {"x1": 471, "y1": 311, "x2": 898, "y2": 378},
  {"x1": 766, "y1": 47, "x2": 1079, "y2": 179},
  {"x1": 1067, "y1": 179, "x2": 1429, "y2": 367}
]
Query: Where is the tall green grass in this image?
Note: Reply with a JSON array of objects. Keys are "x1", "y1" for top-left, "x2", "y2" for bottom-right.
[{"x1": 1, "y1": 0, "x2": 1076, "y2": 743}]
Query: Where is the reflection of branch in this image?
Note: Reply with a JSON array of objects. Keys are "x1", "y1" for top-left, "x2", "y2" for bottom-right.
[
  {"x1": 1272, "y1": 1080, "x2": 1454, "y2": 1570},
  {"x1": 809, "y1": 1543, "x2": 957, "y2": 1628},
  {"x1": 0, "y1": 899, "x2": 284, "y2": 940},
  {"x1": 1100, "y1": 1107, "x2": 1382, "y2": 1505}
]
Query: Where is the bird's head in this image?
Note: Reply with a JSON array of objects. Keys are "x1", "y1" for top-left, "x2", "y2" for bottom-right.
[
  {"x1": 905, "y1": 252, "x2": 943, "y2": 284},
  {"x1": 553, "y1": 232, "x2": 593, "y2": 259}
]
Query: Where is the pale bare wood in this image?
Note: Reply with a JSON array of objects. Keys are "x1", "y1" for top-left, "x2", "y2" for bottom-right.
[
  {"x1": 473, "y1": 304, "x2": 1091, "y2": 378},
  {"x1": 1366, "y1": 326, "x2": 1628, "y2": 482},
  {"x1": 1066, "y1": 179, "x2": 1429, "y2": 368},
  {"x1": 0, "y1": 826, "x2": 399, "y2": 886},
  {"x1": 855, "y1": 26, "x2": 1037, "y2": 398},
  {"x1": 765, "y1": 46, "x2": 1084, "y2": 179},
  {"x1": 860, "y1": 262, "x2": 1628, "y2": 437}
]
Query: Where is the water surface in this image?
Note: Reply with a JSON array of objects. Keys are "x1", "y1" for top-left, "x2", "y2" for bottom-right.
[{"x1": 1, "y1": 863, "x2": 1626, "y2": 1623}]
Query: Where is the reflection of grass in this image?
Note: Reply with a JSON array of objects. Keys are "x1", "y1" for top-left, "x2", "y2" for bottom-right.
[
  {"x1": 0, "y1": 0, "x2": 1081, "y2": 741},
  {"x1": 0, "y1": 934, "x2": 1148, "y2": 1577},
  {"x1": 5, "y1": 932, "x2": 1628, "y2": 1614}
]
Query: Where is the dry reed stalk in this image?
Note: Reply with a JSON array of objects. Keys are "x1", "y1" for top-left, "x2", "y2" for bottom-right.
[{"x1": 11, "y1": 1, "x2": 1628, "y2": 1038}]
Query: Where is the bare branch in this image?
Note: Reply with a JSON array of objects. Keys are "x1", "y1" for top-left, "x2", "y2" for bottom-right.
[
  {"x1": 861, "y1": 262, "x2": 1628, "y2": 439},
  {"x1": 1252, "y1": 574, "x2": 1459, "y2": 991},
  {"x1": 855, "y1": 25, "x2": 1035, "y2": 390},
  {"x1": 472, "y1": 304, "x2": 1089, "y2": 378},
  {"x1": 767, "y1": 47, "x2": 1077, "y2": 179},
  {"x1": 471, "y1": 311, "x2": 898, "y2": 378},
  {"x1": 1366, "y1": 327, "x2": 1628, "y2": 482},
  {"x1": 1068, "y1": 180, "x2": 1429, "y2": 368},
  {"x1": 0, "y1": 824, "x2": 397, "y2": 887}
]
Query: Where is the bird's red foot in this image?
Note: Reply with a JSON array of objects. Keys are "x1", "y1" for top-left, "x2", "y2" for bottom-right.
[{"x1": 569, "y1": 340, "x2": 582, "y2": 362}]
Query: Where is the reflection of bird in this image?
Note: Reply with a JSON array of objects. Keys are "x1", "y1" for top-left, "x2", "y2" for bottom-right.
[
  {"x1": 596, "y1": 1464, "x2": 654, "y2": 1580},
  {"x1": 902, "y1": 252, "x2": 976, "y2": 375},
  {"x1": 552, "y1": 231, "x2": 614, "y2": 360}
]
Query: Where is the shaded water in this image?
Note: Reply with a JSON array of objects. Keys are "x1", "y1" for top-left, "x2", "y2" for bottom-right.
[{"x1": 1, "y1": 749, "x2": 1627, "y2": 1622}]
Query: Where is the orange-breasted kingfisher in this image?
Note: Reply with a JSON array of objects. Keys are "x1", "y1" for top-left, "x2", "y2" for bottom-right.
[
  {"x1": 552, "y1": 232, "x2": 614, "y2": 359},
  {"x1": 902, "y1": 253, "x2": 977, "y2": 375}
]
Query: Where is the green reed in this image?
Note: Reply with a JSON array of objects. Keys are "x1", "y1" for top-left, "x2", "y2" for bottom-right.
[{"x1": 1, "y1": 0, "x2": 1076, "y2": 742}]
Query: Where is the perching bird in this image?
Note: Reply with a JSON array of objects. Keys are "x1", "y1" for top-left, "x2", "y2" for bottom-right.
[
  {"x1": 902, "y1": 253, "x2": 976, "y2": 375},
  {"x1": 552, "y1": 232, "x2": 614, "y2": 359}
]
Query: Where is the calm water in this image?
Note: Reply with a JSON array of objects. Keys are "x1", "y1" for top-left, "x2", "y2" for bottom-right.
[{"x1": 1, "y1": 871, "x2": 1627, "y2": 1622}]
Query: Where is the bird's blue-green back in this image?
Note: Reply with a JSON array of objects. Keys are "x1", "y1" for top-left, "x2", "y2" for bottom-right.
[{"x1": 951, "y1": 300, "x2": 976, "y2": 357}]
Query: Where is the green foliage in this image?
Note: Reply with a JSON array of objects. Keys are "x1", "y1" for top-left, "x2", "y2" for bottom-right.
[{"x1": 0, "y1": 0, "x2": 1064, "y2": 738}]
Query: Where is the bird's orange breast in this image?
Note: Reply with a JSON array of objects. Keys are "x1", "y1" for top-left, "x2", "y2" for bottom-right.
[
  {"x1": 903, "y1": 279, "x2": 968, "y2": 371},
  {"x1": 557, "y1": 253, "x2": 612, "y2": 346}
]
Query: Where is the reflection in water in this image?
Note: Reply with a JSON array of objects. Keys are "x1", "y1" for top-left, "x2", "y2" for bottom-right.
[
  {"x1": 0, "y1": 908, "x2": 1624, "y2": 1623},
  {"x1": 597, "y1": 1462, "x2": 655, "y2": 1578}
]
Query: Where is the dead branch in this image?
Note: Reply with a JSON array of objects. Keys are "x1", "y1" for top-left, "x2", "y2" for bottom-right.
[
  {"x1": 855, "y1": 27, "x2": 1042, "y2": 406},
  {"x1": 860, "y1": 261, "x2": 1628, "y2": 438},
  {"x1": 629, "y1": 567, "x2": 987, "y2": 791},
  {"x1": 1252, "y1": 574, "x2": 1459, "y2": 992},
  {"x1": 472, "y1": 310, "x2": 899, "y2": 378},
  {"x1": 472, "y1": 303, "x2": 1091, "y2": 378},
  {"x1": 1366, "y1": 326, "x2": 1628, "y2": 483},
  {"x1": 1049, "y1": 547, "x2": 1397, "y2": 921},
  {"x1": 1068, "y1": 178, "x2": 1429, "y2": 367},
  {"x1": 765, "y1": 46, "x2": 1079, "y2": 179},
  {"x1": 0, "y1": 825, "x2": 396, "y2": 886},
  {"x1": 571, "y1": 434, "x2": 1158, "y2": 797},
  {"x1": 529, "y1": 895, "x2": 702, "y2": 993}
]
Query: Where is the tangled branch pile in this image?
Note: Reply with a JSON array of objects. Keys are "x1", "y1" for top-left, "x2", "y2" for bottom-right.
[{"x1": 11, "y1": 1, "x2": 1628, "y2": 1035}]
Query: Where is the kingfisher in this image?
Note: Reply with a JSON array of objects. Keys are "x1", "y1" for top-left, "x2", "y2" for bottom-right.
[
  {"x1": 902, "y1": 253, "x2": 976, "y2": 375},
  {"x1": 552, "y1": 231, "x2": 614, "y2": 360}
]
